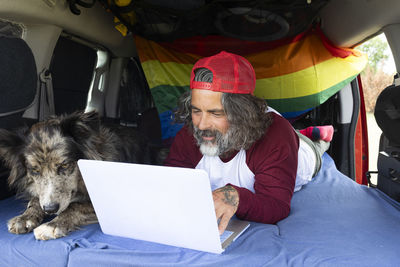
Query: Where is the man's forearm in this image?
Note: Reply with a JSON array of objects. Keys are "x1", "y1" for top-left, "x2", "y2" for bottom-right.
[{"x1": 231, "y1": 185, "x2": 291, "y2": 224}]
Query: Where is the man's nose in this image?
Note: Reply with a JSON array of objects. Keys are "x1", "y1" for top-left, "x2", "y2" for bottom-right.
[{"x1": 197, "y1": 114, "x2": 211, "y2": 130}]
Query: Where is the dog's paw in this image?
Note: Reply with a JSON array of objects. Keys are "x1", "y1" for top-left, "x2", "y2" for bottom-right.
[
  {"x1": 33, "y1": 223, "x2": 68, "y2": 240},
  {"x1": 8, "y1": 215, "x2": 39, "y2": 234}
]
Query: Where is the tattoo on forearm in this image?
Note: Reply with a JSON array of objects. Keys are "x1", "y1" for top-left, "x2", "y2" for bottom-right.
[{"x1": 217, "y1": 186, "x2": 239, "y2": 207}]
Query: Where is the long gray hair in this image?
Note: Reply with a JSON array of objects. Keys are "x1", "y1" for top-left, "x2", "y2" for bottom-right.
[{"x1": 174, "y1": 68, "x2": 272, "y2": 151}]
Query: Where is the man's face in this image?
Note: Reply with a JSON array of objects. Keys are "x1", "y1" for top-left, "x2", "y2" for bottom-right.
[{"x1": 191, "y1": 89, "x2": 230, "y2": 156}]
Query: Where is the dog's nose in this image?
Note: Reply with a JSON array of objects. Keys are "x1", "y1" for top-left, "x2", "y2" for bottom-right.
[{"x1": 43, "y1": 203, "x2": 60, "y2": 214}]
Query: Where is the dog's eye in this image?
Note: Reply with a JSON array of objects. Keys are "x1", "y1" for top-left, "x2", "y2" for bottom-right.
[
  {"x1": 57, "y1": 163, "x2": 70, "y2": 174},
  {"x1": 61, "y1": 163, "x2": 69, "y2": 169},
  {"x1": 29, "y1": 168, "x2": 40, "y2": 176}
]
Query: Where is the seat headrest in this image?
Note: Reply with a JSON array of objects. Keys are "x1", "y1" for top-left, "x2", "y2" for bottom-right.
[
  {"x1": 0, "y1": 36, "x2": 37, "y2": 116},
  {"x1": 374, "y1": 84, "x2": 400, "y2": 146}
]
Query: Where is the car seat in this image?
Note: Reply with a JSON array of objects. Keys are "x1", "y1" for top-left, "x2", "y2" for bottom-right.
[
  {"x1": 118, "y1": 57, "x2": 162, "y2": 146},
  {"x1": 0, "y1": 36, "x2": 37, "y2": 199},
  {"x1": 373, "y1": 82, "x2": 400, "y2": 201}
]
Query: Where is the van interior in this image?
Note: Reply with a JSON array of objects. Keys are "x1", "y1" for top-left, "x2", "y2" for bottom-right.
[{"x1": 1, "y1": 0, "x2": 400, "y2": 265}]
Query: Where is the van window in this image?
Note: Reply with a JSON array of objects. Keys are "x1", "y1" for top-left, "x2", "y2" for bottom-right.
[
  {"x1": 49, "y1": 35, "x2": 97, "y2": 115},
  {"x1": 357, "y1": 33, "x2": 396, "y2": 180}
]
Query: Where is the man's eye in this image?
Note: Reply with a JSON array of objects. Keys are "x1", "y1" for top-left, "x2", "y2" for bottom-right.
[{"x1": 212, "y1": 112, "x2": 225, "y2": 117}]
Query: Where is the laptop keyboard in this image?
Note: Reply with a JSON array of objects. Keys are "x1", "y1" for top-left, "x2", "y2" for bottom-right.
[{"x1": 220, "y1": 230, "x2": 233, "y2": 243}]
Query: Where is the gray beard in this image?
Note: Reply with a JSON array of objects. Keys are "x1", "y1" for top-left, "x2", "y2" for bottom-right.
[
  {"x1": 193, "y1": 127, "x2": 232, "y2": 156},
  {"x1": 199, "y1": 143, "x2": 219, "y2": 156}
]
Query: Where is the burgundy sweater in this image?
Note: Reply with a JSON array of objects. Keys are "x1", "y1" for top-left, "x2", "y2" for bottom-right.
[{"x1": 164, "y1": 113, "x2": 299, "y2": 224}]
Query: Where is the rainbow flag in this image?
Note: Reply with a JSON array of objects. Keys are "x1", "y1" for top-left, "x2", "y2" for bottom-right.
[{"x1": 135, "y1": 28, "x2": 367, "y2": 140}]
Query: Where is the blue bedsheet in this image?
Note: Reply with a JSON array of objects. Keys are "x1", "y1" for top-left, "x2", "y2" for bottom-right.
[{"x1": 1, "y1": 154, "x2": 400, "y2": 267}]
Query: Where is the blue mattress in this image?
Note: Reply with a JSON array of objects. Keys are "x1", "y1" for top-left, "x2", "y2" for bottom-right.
[{"x1": 1, "y1": 154, "x2": 400, "y2": 267}]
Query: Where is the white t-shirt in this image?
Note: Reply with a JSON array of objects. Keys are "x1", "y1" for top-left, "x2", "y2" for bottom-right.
[{"x1": 195, "y1": 107, "x2": 316, "y2": 192}]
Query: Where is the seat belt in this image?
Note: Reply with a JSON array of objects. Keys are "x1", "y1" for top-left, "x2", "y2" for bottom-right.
[{"x1": 39, "y1": 68, "x2": 55, "y2": 121}]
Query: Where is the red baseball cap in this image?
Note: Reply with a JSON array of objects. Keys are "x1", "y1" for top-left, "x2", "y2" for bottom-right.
[{"x1": 190, "y1": 51, "x2": 256, "y2": 95}]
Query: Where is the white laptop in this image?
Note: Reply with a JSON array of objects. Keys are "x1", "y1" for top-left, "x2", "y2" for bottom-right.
[{"x1": 77, "y1": 159, "x2": 250, "y2": 254}]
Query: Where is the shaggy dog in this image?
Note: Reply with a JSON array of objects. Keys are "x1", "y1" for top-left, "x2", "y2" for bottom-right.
[{"x1": 0, "y1": 111, "x2": 162, "y2": 240}]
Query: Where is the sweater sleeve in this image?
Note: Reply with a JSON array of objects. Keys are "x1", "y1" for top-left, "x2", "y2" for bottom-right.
[{"x1": 231, "y1": 114, "x2": 299, "y2": 224}]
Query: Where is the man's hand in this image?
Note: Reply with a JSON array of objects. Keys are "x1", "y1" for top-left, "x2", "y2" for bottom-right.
[{"x1": 212, "y1": 185, "x2": 239, "y2": 235}]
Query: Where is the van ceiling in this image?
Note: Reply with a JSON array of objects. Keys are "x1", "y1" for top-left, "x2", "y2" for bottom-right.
[
  {"x1": 105, "y1": 0, "x2": 400, "y2": 47},
  {"x1": 320, "y1": 0, "x2": 400, "y2": 47},
  {"x1": 117, "y1": 0, "x2": 329, "y2": 42},
  {"x1": 0, "y1": 0, "x2": 135, "y2": 57},
  {"x1": 2, "y1": 0, "x2": 400, "y2": 52}
]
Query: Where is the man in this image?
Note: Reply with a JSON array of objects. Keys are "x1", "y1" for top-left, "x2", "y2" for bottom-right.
[{"x1": 164, "y1": 51, "x2": 331, "y2": 234}]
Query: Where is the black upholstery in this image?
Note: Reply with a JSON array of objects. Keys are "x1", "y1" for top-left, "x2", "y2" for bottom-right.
[
  {"x1": 374, "y1": 84, "x2": 400, "y2": 147},
  {"x1": 119, "y1": 58, "x2": 162, "y2": 146},
  {"x1": 0, "y1": 36, "x2": 37, "y2": 128},
  {"x1": 0, "y1": 36, "x2": 37, "y2": 199},
  {"x1": 374, "y1": 83, "x2": 400, "y2": 201}
]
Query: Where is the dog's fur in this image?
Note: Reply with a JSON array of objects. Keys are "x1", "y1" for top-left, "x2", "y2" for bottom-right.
[{"x1": 0, "y1": 111, "x2": 163, "y2": 240}]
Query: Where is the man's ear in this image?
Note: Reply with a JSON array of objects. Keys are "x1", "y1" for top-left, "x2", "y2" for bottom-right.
[{"x1": 60, "y1": 110, "x2": 101, "y2": 141}]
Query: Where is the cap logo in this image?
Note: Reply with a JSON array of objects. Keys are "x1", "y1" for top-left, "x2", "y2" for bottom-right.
[{"x1": 203, "y1": 83, "x2": 211, "y2": 89}]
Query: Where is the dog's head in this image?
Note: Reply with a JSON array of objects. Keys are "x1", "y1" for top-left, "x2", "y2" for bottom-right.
[{"x1": 0, "y1": 111, "x2": 101, "y2": 215}]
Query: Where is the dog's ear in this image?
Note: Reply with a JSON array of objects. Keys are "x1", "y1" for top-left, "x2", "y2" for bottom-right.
[
  {"x1": 60, "y1": 110, "x2": 101, "y2": 140},
  {"x1": 0, "y1": 128, "x2": 26, "y2": 166},
  {"x1": 0, "y1": 128, "x2": 28, "y2": 190}
]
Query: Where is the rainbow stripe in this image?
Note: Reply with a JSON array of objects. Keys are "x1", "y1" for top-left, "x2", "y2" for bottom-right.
[{"x1": 135, "y1": 30, "x2": 367, "y2": 139}]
